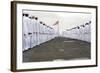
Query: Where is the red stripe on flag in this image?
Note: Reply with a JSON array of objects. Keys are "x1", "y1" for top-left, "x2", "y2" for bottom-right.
[{"x1": 53, "y1": 21, "x2": 59, "y2": 26}]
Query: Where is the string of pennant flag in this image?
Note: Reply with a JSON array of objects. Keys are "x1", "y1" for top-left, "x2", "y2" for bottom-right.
[
  {"x1": 63, "y1": 21, "x2": 91, "y2": 42},
  {"x1": 23, "y1": 13, "x2": 58, "y2": 51}
]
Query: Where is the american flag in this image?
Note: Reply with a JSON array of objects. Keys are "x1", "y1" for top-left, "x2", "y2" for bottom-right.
[{"x1": 53, "y1": 20, "x2": 59, "y2": 26}]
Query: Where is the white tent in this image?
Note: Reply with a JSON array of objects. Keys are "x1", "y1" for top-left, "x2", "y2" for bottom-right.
[{"x1": 22, "y1": 15, "x2": 30, "y2": 51}]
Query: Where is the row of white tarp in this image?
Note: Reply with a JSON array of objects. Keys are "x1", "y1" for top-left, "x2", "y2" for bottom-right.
[
  {"x1": 62, "y1": 21, "x2": 91, "y2": 43},
  {"x1": 22, "y1": 14, "x2": 56, "y2": 51}
]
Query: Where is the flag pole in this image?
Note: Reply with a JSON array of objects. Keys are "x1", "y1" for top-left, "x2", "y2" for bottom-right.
[
  {"x1": 52, "y1": 20, "x2": 59, "y2": 37},
  {"x1": 58, "y1": 23, "x2": 59, "y2": 36}
]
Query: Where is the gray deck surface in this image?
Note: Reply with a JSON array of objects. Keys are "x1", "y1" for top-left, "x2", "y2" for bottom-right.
[{"x1": 23, "y1": 37, "x2": 91, "y2": 62}]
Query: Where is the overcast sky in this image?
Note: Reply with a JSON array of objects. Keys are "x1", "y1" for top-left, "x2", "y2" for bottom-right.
[{"x1": 23, "y1": 10, "x2": 91, "y2": 34}]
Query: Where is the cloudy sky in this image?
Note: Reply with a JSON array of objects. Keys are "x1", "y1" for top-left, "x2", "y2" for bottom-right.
[{"x1": 23, "y1": 10, "x2": 91, "y2": 34}]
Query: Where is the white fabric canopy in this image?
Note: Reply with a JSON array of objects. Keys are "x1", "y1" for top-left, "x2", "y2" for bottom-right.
[{"x1": 22, "y1": 16, "x2": 30, "y2": 51}]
